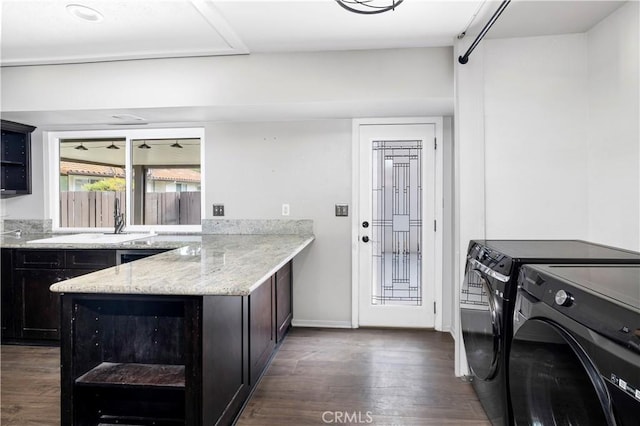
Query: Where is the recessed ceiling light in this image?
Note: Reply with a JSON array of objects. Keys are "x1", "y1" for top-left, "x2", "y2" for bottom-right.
[{"x1": 66, "y1": 4, "x2": 104, "y2": 23}]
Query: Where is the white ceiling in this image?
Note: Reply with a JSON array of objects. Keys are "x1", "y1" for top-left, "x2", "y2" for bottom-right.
[
  {"x1": 0, "y1": 0, "x2": 627, "y2": 126},
  {"x1": 1, "y1": 0, "x2": 626, "y2": 66}
]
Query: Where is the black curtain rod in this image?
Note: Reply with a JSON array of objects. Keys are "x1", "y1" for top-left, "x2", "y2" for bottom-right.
[{"x1": 458, "y1": 0, "x2": 511, "y2": 65}]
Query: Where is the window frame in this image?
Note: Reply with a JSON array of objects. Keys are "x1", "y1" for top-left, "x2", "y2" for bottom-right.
[{"x1": 47, "y1": 127, "x2": 205, "y2": 233}]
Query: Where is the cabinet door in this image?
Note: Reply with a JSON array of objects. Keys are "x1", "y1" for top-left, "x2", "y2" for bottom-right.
[
  {"x1": 1, "y1": 120, "x2": 34, "y2": 197},
  {"x1": 275, "y1": 261, "x2": 292, "y2": 343},
  {"x1": 16, "y1": 268, "x2": 65, "y2": 341},
  {"x1": 1, "y1": 249, "x2": 16, "y2": 339},
  {"x1": 66, "y1": 250, "x2": 116, "y2": 269},
  {"x1": 249, "y1": 277, "x2": 275, "y2": 385}
]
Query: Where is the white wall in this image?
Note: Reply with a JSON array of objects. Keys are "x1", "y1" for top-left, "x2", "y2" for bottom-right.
[
  {"x1": 1, "y1": 48, "x2": 453, "y2": 113},
  {"x1": 481, "y1": 4, "x2": 640, "y2": 249},
  {"x1": 479, "y1": 3, "x2": 639, "y2": 249},
  {"x1": 1, "y1": 46, "x2": 454, "y2": 228},
  {"x1": 586, "y1": 1, "x2": 640, "y2": 251},
  {"x1": 453, "y1": 36, "x2": 487, "y2": 376},
  {"x1": 453, "y1": 2, "x2": 640, "y2": 376},
  {"x1": 206, "y1": 120, "x2": 353, "y2": 326},
  {"x1": 483, "y1": 34, "x2": 589, "y2": 239}
]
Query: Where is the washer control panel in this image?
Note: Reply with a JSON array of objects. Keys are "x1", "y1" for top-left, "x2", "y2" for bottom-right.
[
  {"x1": 554, "y1": 289, "x2": 574, "y2": 307},
  {"x1": 519, "y1": 265, "x2": 640, "y2": 354}
]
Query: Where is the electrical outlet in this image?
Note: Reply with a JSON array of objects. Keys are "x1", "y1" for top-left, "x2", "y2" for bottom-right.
[
  {"x1": 212, "y1": 204, "x2": 225, "y2": 217},
  {"x1": 335, "y1": 204, "x2": 349, "y2": 217},
  {"x1": 282, "y1": 204, "x2": 290, "y2": 216}
]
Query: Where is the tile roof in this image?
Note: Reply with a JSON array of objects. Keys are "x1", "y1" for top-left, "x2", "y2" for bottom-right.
[
  {"x1": 60, "y1": 161, "x2": 200, "y2": 183},
  {"x1": 60, "y1": 161, "x2": 124, "y2": 177}
]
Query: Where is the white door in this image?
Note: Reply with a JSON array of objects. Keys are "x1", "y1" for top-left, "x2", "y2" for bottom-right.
[{"x1": 358, "y1": 123, "x2": 436, "y2": 327}]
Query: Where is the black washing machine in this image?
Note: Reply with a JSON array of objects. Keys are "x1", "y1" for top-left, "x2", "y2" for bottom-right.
[
  {"x1": 460, "y1": 240, "x2": 640, "y2": 425},
  {"x1": 510, "y1": 264, "x2": 640, "y2": 426}
]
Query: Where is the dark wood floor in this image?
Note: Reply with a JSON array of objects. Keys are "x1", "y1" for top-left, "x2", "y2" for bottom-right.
[
  {"x1": 1, "y1": 328, "x2": 489, "y2": 426},
  {"x1": 237, "y1": 328, "x2": 489, "y2": 425},
  {"x1": 1, "y1": 344, "x2": 60, "y2": 425}
]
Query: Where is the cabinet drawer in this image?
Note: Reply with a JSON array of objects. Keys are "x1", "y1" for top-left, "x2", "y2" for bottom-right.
[
  {"x1": 14, "y1": 250, "x2": 64, "y2": 269},
  {"x1": 66, "y1": 250, "x2": 116, "y2": 269}
]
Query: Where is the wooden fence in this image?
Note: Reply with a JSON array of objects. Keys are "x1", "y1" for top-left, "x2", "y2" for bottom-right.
[
  {"x1": 60, "y1": 191, "x2": 200, "y2": 227},
  {"x1": 144, "y1": 192, "x2": 201, "y2": 225}
]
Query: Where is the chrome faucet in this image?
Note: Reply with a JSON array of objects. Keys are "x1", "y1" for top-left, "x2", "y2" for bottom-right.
[{"x1": 114, "y1": 197, "x2": 125, "y2": 234}]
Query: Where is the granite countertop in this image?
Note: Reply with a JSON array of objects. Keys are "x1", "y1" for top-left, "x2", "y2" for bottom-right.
[
  {"x1": 2, "y1": 233, "x2": 314, "y2": 296},
  {"x1": 0, "y1": 232, "x2": 200, "y2": 250}
]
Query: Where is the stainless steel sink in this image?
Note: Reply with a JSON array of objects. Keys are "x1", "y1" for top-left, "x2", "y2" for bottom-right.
[{"x1": 26, "y1": 233, "x2": 155, "y2": 245}]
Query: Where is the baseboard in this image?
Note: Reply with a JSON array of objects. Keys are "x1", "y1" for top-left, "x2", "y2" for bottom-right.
[{"x1": 291, "y1": 319, "x2": 353, "y2": 329}]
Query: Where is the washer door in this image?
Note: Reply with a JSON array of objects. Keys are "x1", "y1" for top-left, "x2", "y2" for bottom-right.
[
  {"x1": 461, "y1": 268, "x2": 501, "y2": 380},
  {"x1": 509, "y1": 318, "x2": 615, "y2": 426}
]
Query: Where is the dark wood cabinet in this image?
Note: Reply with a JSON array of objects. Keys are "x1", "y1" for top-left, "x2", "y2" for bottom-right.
[
  {"x1": 61, "y1": 293, "x2": 250, "y2": 426},
  {"x1": 8, "y1": 249, "x2": 66, "y2": 342},
  {"x1": 1, "y1": 249, "x2": 16, "y2": 339},
  {"x1": 11, "y1": 249, "x2": 117, "y2": 342},
  {"x1": 16, "y1": 268, "x2": 64, "y2": 340},
  {"x1": 275, "y1": 261, "x2": 292, "y2": 343},
  {"x1": 201, "y1": 296, "x2": 250, "y2": 425},
  {"x1": 59, "y1": 259, "x2": 296, "y2": 425},
  {"x1": 249, "y1": 276, "x2": 275, "y2": 386},
  {"x1": 3, "y1": 247, "x2": 173, "y2": 344},
  {"x1": 4, "y1": 242, "x2": 299, "y2": 424},
  {"x1": 62, "y1": 295, "x2": 197, "y2": 425},
  {"x1": 1, "y1": 248, "x2": 177, "y2": 344},
  {"x1": 247, "y1": 261, "x2": 293, "y2": 385},
  {"x1": 1, "y1": 120, "x2": 35, "y2": 198}
]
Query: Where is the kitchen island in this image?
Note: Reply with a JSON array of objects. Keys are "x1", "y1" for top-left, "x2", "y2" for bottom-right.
[{"x1": 46, "y1": 234, "x2": 314, "y2": 426}]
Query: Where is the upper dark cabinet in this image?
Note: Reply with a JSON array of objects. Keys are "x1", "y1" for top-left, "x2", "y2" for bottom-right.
[{"x1": 1, "y1": 119, "x2": 36, "y2": 198}]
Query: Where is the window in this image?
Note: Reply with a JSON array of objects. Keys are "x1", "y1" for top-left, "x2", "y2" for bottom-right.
[
  {"x1": 50, "y1": 128, "x2": 204, "y2": 232},
  {"x1": 131, "y1": 139, "x2": 201, "y2": 226}
]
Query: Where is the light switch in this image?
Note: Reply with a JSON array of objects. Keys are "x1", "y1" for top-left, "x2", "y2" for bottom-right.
[
  {"x1": 335, "y1": 204, "x2": 349, "y2": 217},
  {"x1": 213, "y1": 204, "x2": 225, "y2": 216}
]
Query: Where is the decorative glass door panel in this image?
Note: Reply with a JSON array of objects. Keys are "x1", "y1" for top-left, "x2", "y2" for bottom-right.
[
  {"x1": 371, "y1": 140, "x2": 422, "y2": 306},
  {"x1": 358, "y1": 123, "x2": 436, "y2": 328}
]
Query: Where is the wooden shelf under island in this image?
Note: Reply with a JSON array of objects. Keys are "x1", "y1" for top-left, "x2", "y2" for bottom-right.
[
  {"x1": 75, "y1": 362, "x2": 186, "y2": 389},
  {"x1": 75, "y1": 362, "x2": 187, "y2": 426}
]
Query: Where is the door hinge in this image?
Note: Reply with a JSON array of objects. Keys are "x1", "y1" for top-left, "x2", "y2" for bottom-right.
[
  {"x1": 433, "y1": 301, "x2": 436, "y2": 314},
  {"x1": 434, "y1": 138, "x2": 437, "y2": 150},
  {"x1": 434, "y1": 220, "x2": 437, "y2": 231}
]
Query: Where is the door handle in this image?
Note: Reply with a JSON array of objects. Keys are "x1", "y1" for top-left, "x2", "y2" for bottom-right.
[{"x1": 362, "y1": 236, "x2": 369, "y2": 243}]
